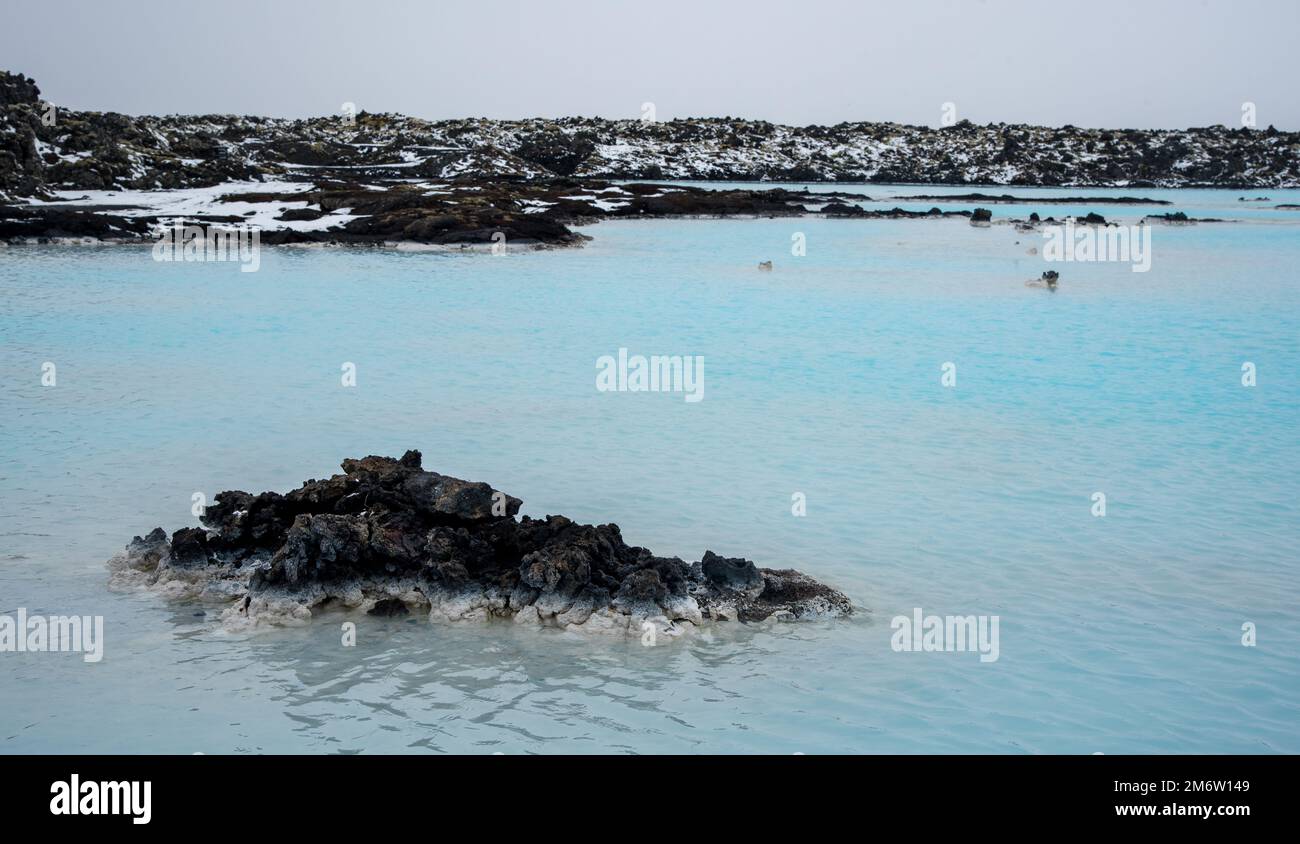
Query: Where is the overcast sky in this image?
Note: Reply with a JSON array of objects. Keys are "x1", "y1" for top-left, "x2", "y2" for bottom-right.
[{"x1": 2, "y1": 0, "x2": 1296, "y2": 129}]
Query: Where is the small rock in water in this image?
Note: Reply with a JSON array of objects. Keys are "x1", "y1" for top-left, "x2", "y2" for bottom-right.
[{"x1": 1026, "y1": 270, "x2": 1059, "y2": 290}]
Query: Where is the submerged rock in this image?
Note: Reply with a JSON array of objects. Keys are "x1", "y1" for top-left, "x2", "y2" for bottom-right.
[{"x1": 107, "y1": 452, "x2": 853, "y2": 635}]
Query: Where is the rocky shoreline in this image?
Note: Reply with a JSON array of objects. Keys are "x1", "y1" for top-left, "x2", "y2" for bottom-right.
[
  {"x1": 1, "y1": 178, "x2": 982, "y2": 248},
  {"x1": 4, "y1": 70, "x2": 1298, "y2": 248},
  {"x1": 107, "y1": 452, "x2": 854, "y2": 637}
]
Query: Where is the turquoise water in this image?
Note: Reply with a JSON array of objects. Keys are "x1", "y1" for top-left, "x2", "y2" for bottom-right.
[{"x1": 1, "y1": 185, "x2": 1298, "y2": 753}]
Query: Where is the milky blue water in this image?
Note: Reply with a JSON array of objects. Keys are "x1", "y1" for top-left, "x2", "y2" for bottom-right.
[{"x1": 2, "y1": 185, "x2": 1298, "y2": 753}]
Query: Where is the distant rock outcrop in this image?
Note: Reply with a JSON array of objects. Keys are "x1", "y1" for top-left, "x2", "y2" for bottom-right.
[
  {"x1": 4, "y1": 68, "x2": 1299, "y2": 203},
  {"x1": 4, "y1": 69, "x2": 1292, "y2": 244}
]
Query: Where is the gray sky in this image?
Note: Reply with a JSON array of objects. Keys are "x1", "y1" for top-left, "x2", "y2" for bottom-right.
[{"x1": 2, "y1": 0, "x2": 1296, "y2": 129}]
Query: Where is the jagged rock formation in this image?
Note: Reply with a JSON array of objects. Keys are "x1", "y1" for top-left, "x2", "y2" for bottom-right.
[
  {"x1": 5, "y1": 70, "x2": 1299, "y2": 196},
  {"x1": 108, "y1": 452, "x2": 853, "y2": 636}
]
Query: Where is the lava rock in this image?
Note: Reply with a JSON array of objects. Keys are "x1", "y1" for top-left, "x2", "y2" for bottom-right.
[
  {"x1": 106, "y1": 453, "x2": 855, "y2": 633},
  {"x1": 701, "y1": 551, "x2": 765, "y2": 599}
]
